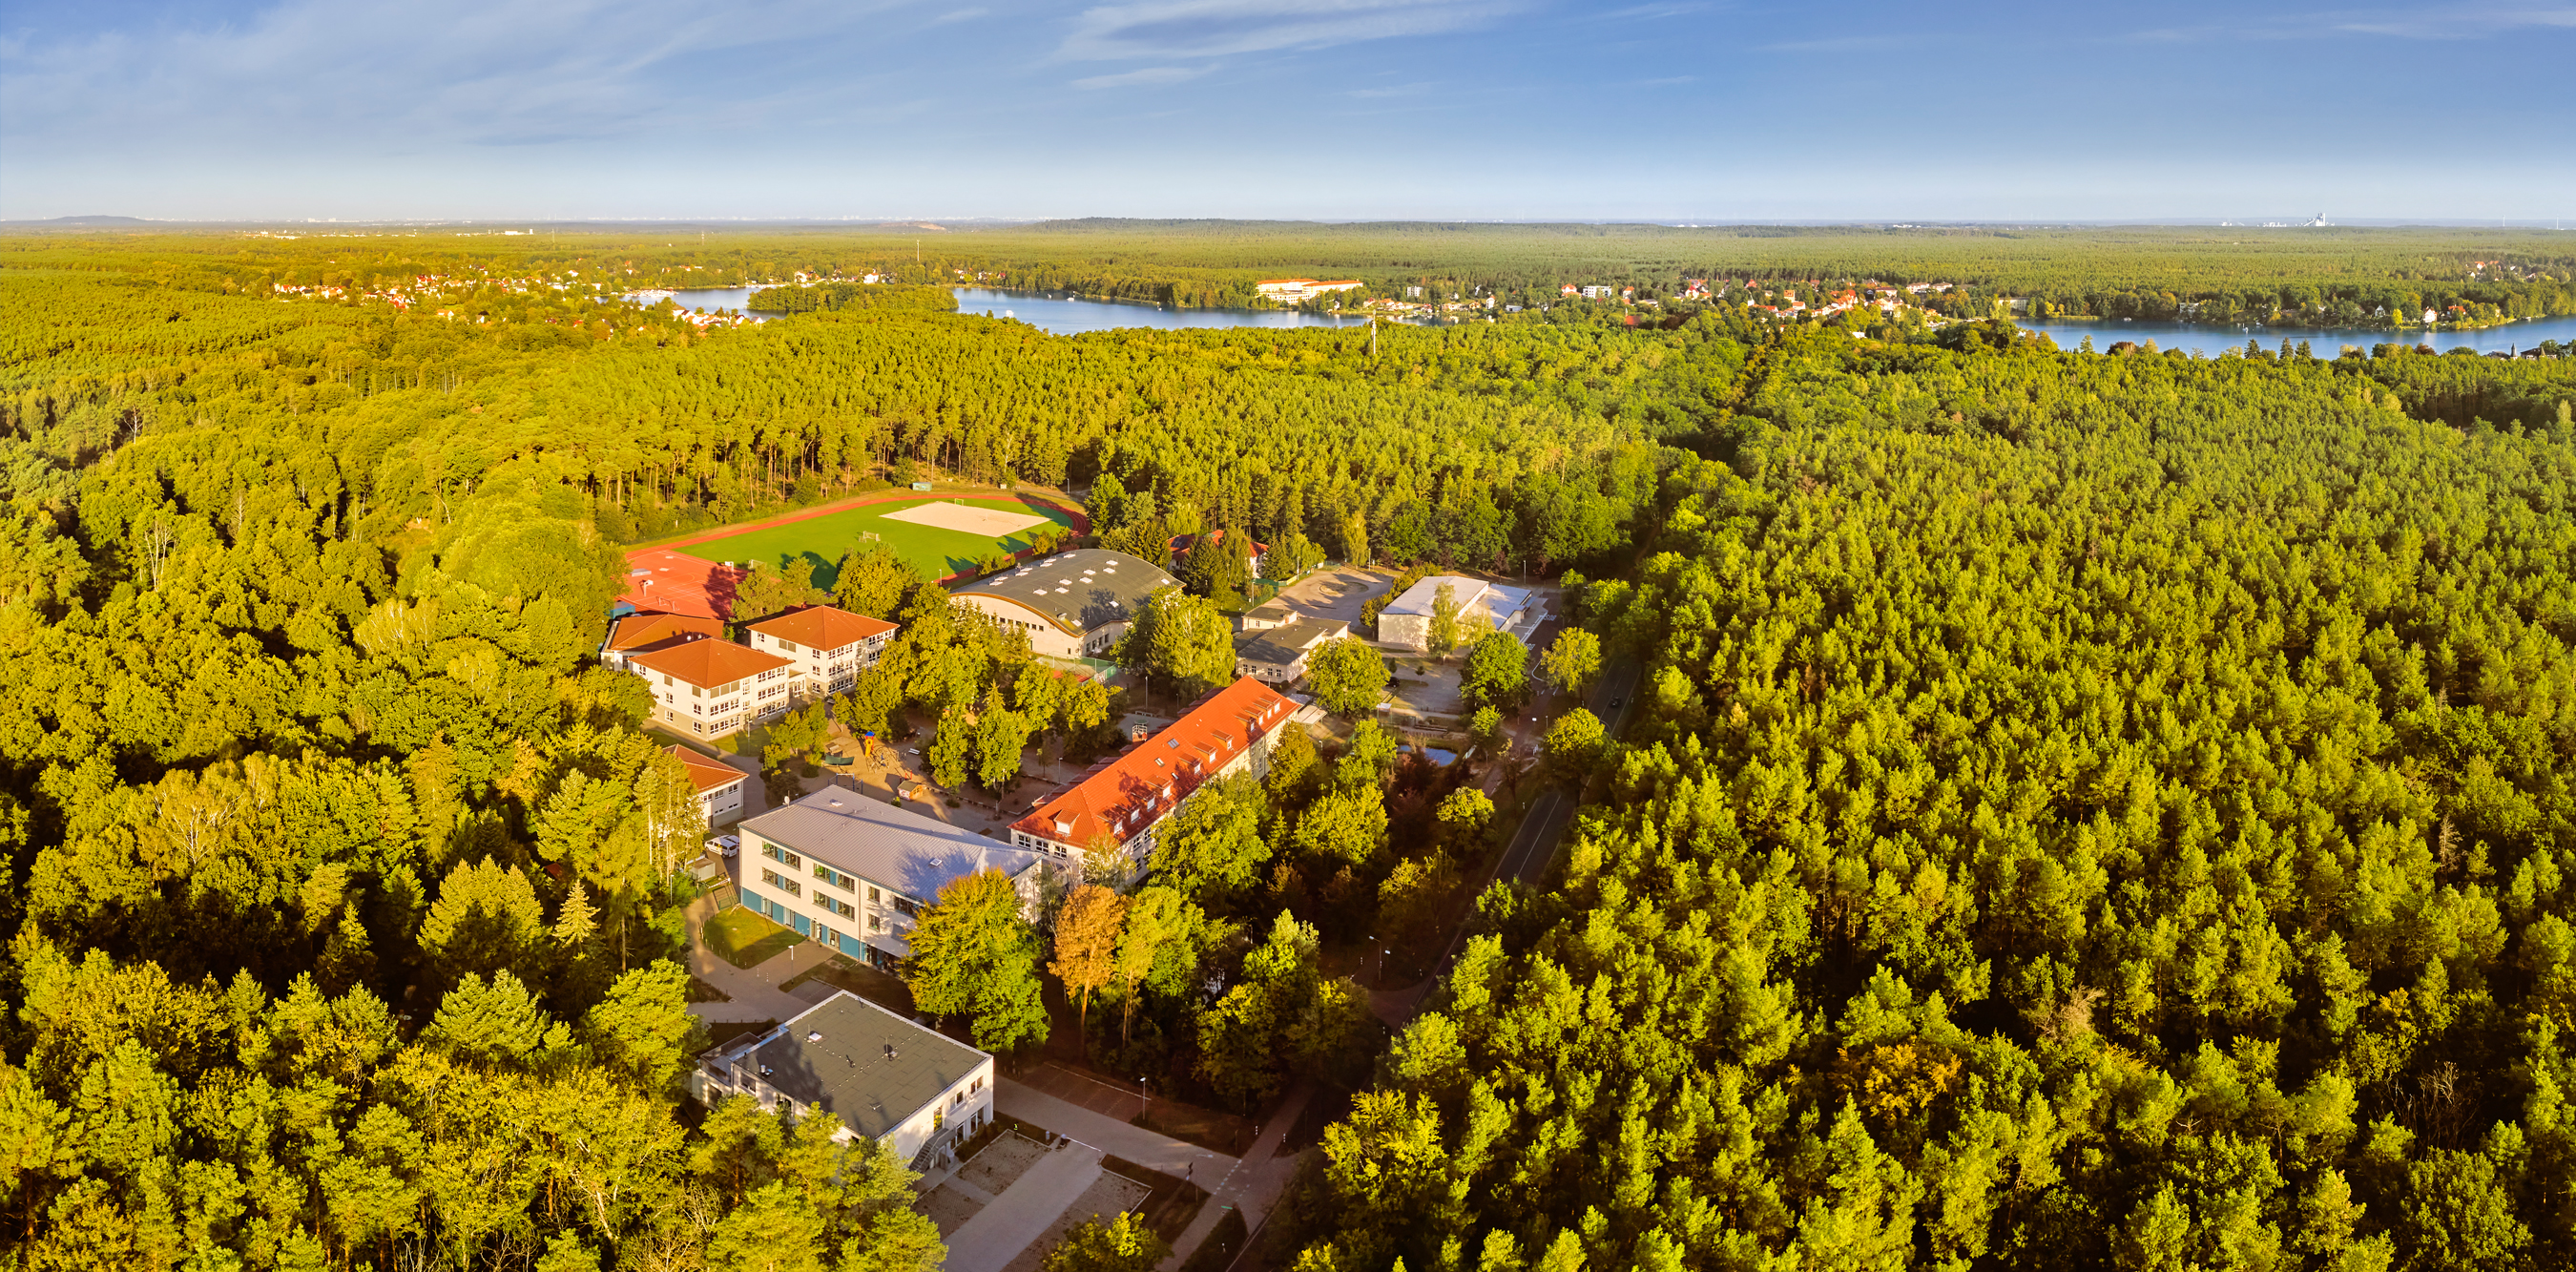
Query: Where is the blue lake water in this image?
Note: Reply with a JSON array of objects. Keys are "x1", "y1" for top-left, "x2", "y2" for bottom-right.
[
  {"x1": 645, "y1": 286, "x2": 766, "y2": 314},
  {"x1": 631, "y1": 286, "x2": 2576, "y2": 356},
  {"x1": 2021, "y1": 313, "x2": 2576, "y2": 359},
  {"x1": 950, "y1": 288, "x2": 1379, "y2": 335},
  {"x1": 633, "y1": 285, "x2": 1400, "y2": 334}
]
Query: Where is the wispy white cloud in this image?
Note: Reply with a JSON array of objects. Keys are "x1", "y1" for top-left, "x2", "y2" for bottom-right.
[
  {"x1": 930, "y1": 6, "x2": 993, "y2": 22},
  {"x1": 1072, "y1": 64, "x2": 1218, "y2": 88},
  {"x1": 0, "y1": 0, "x2": 903, "y2": 155},
  {"x1": 2123, "y1": 3, "x2": 2576, "y2": 42},
  {"x1": 1054, "y1": 0, "x2": 1520, "y2": 63},
  {"x1": 2332, "y1": 4, "x2": 2576, "y2": 36},
  {"x1": 1349, "y1": 80, "x2": 1435, "y2": 96}
]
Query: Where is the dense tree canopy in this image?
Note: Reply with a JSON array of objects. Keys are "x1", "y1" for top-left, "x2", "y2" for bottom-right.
[
  {"x1": 1287, "y1": 326, "x2": 2576, "y2": 1272},
  {"x1": 3, "y1": 230, "x2": 2572, "y2": 1271}
]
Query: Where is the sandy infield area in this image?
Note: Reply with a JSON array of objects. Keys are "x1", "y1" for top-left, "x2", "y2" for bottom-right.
[{"x1": 881, "y1": 501, "x2": 1053, "y2": 536}]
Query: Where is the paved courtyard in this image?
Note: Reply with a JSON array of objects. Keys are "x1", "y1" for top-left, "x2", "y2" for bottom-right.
[{"x1": 939, "y1": 1137, "x2": 1142, "y2": 1272}]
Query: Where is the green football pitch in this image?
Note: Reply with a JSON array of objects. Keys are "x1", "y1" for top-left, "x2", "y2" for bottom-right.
[{"x1": 675, "y1": 495, "x2": 1081, "y2": 588}]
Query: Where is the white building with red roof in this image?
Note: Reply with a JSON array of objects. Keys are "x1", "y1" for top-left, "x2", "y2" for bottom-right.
[
  {"x1": 744, "y1": 604, "x2": 899, "y2": 701},
  {"x1": 668, "y1": 744, "x2": 750, "y2": 825},
  {"x1": 628, "y1": 636, "x2": 797, "y2": 739},
  {"x1": 1009, "y1": 678, "x2": 1307, "y2": 875},
  {"x1": 602, "y1": 612, "x2": 723, "y2": 671}
]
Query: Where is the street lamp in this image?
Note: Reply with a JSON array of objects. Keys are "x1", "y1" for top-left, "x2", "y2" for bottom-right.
[{"x1": 1138, "y1": 1076, "x2": 1149, "y2": 1122}]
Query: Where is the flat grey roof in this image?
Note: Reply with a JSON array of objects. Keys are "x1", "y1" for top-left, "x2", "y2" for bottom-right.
[
  {"x1": 743, "y1": 789, "x2": 1049, "y2": 905},
  {"x1": 1234, "y1": 632, "x2": 1312, "y2": 665},
  {"x1": 755, "y1": 992, "x2": 987, "y2": 1138},
  {"x1": 1382, "y1": 575, "x2": 1532, "y2": 619},
  {"x1": 952, "y1": 549, "x2": 1177, "y2": 634}
]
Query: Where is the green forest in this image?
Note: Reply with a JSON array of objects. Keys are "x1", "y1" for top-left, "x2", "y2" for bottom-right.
[
  {"x1": 2, "y1": 228, "x2": 2574, "y2": 1270},
  {"x1": 10, "y1": 220, "x2": 2572, "y2": 328}
]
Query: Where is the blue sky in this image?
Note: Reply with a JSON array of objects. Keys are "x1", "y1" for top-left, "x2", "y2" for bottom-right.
[{"x1": 2, "y1": 0, "x2": 2569, "y2": 221}]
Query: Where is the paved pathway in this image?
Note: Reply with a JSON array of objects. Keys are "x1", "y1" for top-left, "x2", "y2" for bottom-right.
[
  {"x1": 943, "y1": 1140, "x2": 1107, "y2": 1272},
  {"x1": 998, "y1": 1079, "x2": 1235, "y2": 1180},
  {"x1": 1157, "y1": 1082, "x2": 1318, "y2": 1272}
]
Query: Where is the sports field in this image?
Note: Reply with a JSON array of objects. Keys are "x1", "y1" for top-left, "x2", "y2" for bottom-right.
[{"x1": 675, "y1": 494, "x2": 1082, "y2": 587}]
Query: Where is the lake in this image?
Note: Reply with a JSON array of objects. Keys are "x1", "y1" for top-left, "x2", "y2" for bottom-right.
[
  {"x1": 2020, "y1": 313, "x2": 2576, "y2": 359},
  {"x1": 950, "y1": 288, "x2": 1379, "y2": 335},
  {"x1": 634, "y1": 286, "x2": 2576, "y2": 355},
  {"x1": 634, "y1": 285, "x2": 1401, "y2": 334}
]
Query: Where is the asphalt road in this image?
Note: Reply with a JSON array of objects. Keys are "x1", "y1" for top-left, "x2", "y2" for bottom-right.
[{"x1": 1489, "y1": 657, "x2": 1644, "y2": 890}]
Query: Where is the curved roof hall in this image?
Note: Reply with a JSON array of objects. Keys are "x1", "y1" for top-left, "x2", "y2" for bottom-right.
[{"x1": 950, "y1": 549, "x2": 1177, "y2": 636}]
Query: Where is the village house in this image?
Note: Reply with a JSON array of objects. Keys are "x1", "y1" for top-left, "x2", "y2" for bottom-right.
[
  {"x1": 1237, "y1": 596, "x2": 1298, "y2": 632},
  {"x1": 667, "y1": 744, "x2": 749, "y2": 826},
  {"x1": 692, "y1": 991, "x2": 992, "y2": 1173},
  {"x1": 1169, "y1": 529, "x2": 1267, "y2": 579},
  {"x1": 1234, "y1": 617, "x2": 1351, "y2": 684}
]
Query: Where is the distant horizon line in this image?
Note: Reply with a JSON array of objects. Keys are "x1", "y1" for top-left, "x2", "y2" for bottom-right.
[{"x1": 8, "y1": 214, "x2": 2574, "y2": 232}]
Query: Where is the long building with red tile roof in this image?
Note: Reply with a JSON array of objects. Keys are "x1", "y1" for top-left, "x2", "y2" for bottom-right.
[{"x1": 1008, "y1": 677, "x2": 1303, "y2": 876}]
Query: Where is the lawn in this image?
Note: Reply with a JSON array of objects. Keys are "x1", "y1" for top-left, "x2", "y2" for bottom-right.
[
  {"x1": 779, "y1": 952, "x2": 917, "y2": 1016},
  {"x1": 703, "y1": 905, "x2": 805, "y2": 970},
  {"x1": 680, "y1": 494, "x2": 1080, "y2": 587}
]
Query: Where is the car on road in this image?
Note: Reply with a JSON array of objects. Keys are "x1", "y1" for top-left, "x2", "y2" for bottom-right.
[
  {"x1": 710, "y1": 834, "x2": 739, "y2": 859},
  {"x1": 1608, "y1": 698, "x2": 1622, "y2": 709}
]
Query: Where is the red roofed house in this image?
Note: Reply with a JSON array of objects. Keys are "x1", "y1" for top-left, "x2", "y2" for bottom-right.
[
  {"x1": 602, "y1": 612, "x2": 723, "y2": 672},
  {"x1": 1009, "y1": 678, "x2": 1304, "y2": 878},
  {"x1": 628, "y1": 637, "x2": 796, "y2": 739},
  {"x1": 620, "y1": 548, "x2": 746, "y2": 620},
  {"x1": 669, "y1": 744, "x2": 750, "y2": 825},
  {"x1": 743, "y1": 605, "x2": 899, "y2": 703},
  {"x1": 1168, "y1": 529, "x2": 1268, "y2": 580}
]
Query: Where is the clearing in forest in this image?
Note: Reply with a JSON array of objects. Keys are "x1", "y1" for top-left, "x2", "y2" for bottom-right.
[{"x1": 677, "y1": 493, "x2": 1082, "y2": 588}]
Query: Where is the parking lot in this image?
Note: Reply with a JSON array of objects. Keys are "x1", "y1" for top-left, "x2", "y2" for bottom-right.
[{"x1": 1270, "y1": 565, "x2": 1392, "y2": 628}]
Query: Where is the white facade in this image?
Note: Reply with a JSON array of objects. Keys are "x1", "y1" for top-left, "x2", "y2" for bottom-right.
[
  {"x1": 692, "y1": 991, "x2": 995, "y2": 1172},
  {"x1": 639, "y1": 660, "x2": 793, "y2": 738},
  {"x1": 746, "y1": 624, "x2": 893, "y2": 700},
  {"x1": 1376, "y1": 577, "x2": 1543, "y2": 653},
  {"x1": 736, "y1": 791, "x2": 1050, "y2": 968}
]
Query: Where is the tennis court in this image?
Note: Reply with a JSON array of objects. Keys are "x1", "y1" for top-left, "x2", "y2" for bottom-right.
[{"x1": 677, "y1": 494, "x2": 1081, "y2": 587}]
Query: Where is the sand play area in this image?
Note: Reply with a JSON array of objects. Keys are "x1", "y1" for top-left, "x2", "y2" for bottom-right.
[{"x1": 882, "y1": 501, "x2": 1054, "y2": 537}]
